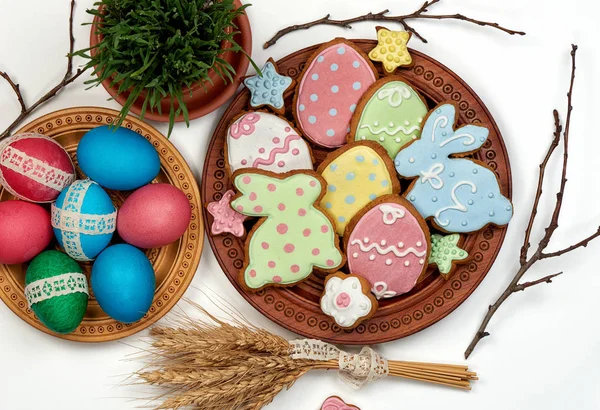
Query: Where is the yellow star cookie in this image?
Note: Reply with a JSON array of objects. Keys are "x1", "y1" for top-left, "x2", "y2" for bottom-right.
[{"x1": 368, "y1": 27, "x2": 412, "y2": 74}]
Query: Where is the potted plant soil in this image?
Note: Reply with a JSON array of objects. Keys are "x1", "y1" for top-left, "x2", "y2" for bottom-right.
[{"x1": 75, "y1": 0, "x2": 254, "y2": 135}]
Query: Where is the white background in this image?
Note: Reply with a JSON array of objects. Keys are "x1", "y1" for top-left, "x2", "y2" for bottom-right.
[{"x1": 1, "y1": 0, "x2": 599, "y2": 409}]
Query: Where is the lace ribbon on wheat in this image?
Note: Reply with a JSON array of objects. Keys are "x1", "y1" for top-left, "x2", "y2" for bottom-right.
[{"x1": 289, "y1": 339, "x2": 389, "y2": 389}]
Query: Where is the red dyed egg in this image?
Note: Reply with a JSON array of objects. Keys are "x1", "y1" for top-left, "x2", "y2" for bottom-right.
[
  {"x1": 117, "y1": 184, "x2": 191, "y2": 249},
  {"x1": 0, "y1": 200, "x2": 53, "y2": 264},
  {"x1": 0, "y1": 133, "x2": 75, "y2": 202}
]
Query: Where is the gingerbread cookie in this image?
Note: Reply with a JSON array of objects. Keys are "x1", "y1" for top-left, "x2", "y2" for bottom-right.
[
  {"x1": 225, "y1": 111, "x2": 313, "y2": 175},
  {"x1": 321, "y1": 272, "x2": 378, "y2": 329},
  {"x1": 368, "y1": 26, "x2": 413, "y2": 75},
  {"x1": 345, "y1": 195, "x2": 430, "y2": 299},
  {"x1": 317, "y1": 142, "x2": 400, "y2": 236},
  {"x1": 429, "y1": 233, "x2": 469, "y2": 280},
  {"x1": 293, "y1": 38, "x2": 378, "y2": 148},
  {"x1": 243, "y1": 58, "x2": 294, "y2": 115},
  {"x1": 231, "y1": 170, "x2": 345, "y2": 291},
  {"x1": 321, "y1": 396, "x2": 361, "y2": 410},
  {"x1": 395, "y1": 103, "x2": 513, "y2": 233},
  {"x1": 350, "y1": 76, "x2": 428, "y2": 158},
  {"x1": 206, "y1": 189, "x2": 248, "y2": 237}
]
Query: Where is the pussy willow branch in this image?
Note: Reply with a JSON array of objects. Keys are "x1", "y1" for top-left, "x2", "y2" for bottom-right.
[
  {"x1": 465, "y1": 45, "x2": 600, "y2": 359},
  {"x1": 264, "y1": 0, "x2": 525, "y2": 49},
  {"x1": 0, "y1": 0, "x2": 86, "y2": 141}
]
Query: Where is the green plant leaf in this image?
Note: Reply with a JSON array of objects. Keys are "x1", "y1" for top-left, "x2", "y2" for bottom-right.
[{"x1": 74, "y1": 0, "x2": 256, "y2": 135}]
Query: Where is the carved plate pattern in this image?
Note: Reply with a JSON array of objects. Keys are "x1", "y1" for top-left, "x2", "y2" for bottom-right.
[
  {"x1": 0, "y1": 107, "x2": 204, "y2": 342},
  {"x1": 202, "y1": 40, "x2": 511, "y2": 344}
]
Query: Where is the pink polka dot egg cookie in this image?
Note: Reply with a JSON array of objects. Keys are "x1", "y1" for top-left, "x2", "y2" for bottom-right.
[
  {"x1": 345, "y1": 195, "x2": 430, "y2": 299},
  {"x1": 231, "y1": 169, "x2": 345, "y2": 291},
  {"x1": 225, "y1": 111, "x2": 313, "y2": 175},
  {"x1": 294, "y1": 39, "x2": 378, "y2": 148}
]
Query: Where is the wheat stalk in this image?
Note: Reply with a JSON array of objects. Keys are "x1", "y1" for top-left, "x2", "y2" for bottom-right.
[{"x1": 134, "y1": 301, "x2": 477, "y2": 409}]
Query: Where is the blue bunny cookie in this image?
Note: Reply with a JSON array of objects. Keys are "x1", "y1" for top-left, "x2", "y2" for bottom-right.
[{"x1": 394, "y1": 103, "x2": 513, "y2": 233}]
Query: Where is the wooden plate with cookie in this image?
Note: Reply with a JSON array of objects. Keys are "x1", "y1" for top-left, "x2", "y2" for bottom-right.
[{"x1": 202, "y1": 37, "x2": 511, "y2": 344}]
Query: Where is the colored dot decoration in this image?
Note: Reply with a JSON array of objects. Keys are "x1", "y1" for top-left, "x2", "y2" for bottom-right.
[
  {"x1": 368, "y1": 28, "x2": 412, "y2": 74},
  {"x1": 244, "y1": 60, "x2": 293, "y2": 111}
]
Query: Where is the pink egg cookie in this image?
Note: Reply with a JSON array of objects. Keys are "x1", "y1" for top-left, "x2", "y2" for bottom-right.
[
  {"x1": 0, "y1": 133, "x2": 75, "y2": 202},
  {"x1": 225, "y1": 111, "x2": 313, "y2": 175},
  {"x1": 294, "y1": 39, "x2": 378, "y2": 148},
  {"x1": 321, "y1": 396, "x2": 361, "y2": 410},
  {"x1": 345, "y1": 195, "x2": 430, "y2": 299}
]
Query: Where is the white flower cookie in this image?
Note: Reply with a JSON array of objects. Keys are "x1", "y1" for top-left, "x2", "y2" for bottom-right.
[{"x1": 320, "y1": 273, "x2": 378, "y2": 329}]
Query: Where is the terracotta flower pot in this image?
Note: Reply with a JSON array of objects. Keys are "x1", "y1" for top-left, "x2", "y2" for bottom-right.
[{"x1": 89, "y1": 0, "x2": 253, "y2": 122}]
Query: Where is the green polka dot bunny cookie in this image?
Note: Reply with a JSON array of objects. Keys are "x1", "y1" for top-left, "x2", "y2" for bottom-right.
[{"x1": 231, "y1": 169, "x2": 345, "y2": 291}]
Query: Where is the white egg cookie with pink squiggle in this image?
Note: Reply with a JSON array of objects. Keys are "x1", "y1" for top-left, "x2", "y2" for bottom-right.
[{"x1": 225, "y1": 111, "x2": 314, "y2": 175}]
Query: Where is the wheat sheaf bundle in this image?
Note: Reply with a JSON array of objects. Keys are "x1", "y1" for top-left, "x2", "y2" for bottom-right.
[{"x1": 135, "y1": 299, "x2": 477, "y2": 409}]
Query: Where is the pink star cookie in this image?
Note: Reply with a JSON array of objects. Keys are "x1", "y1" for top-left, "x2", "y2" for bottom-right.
[
  {"x1": 321, "y1": 396, "x2": 360, "y2": 410},
  {"x1": 207, "y1": 189, "x2": 247, "y2": 237}
]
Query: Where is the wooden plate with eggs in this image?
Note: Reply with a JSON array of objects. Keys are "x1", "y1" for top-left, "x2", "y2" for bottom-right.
[
  {"x1": 0, "y1": 107, "x2": 204, "y2": 342},
  {"x1": 202, "y1": 39, "x2": 512, "y2": 344}
]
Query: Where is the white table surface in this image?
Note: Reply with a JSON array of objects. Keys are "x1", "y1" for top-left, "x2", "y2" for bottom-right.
[{"x1": 1, "y1": 0, "x2": 599, "y2": 409}]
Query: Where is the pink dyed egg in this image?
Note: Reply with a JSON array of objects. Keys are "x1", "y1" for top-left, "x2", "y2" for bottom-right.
[
  {"x1": 295, "y1": 40, "x2": 377, "y2": 148},
  {"x1": 347, "y1": 198, "x2": 430, "y2": 299},
  {"x1": 117, "y1": 184, "x2": 191, "y2": 249},
  {"x1": 0, "y1": 133, "x2": 75, "y2": 202},
  {"x1": 0, "y1": 200, "x2": 53, "y2": 264}
]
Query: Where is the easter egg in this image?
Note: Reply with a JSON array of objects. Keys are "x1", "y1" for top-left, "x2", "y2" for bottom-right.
[
  {"x1": 51, "y1": 180, "x2": 116, "y2": 261},
  {"x1": 77, "y1": 125, "x2": 160, "y2": 190},
  {"x1": 318, "y1": 142, "x2": 399, "y2": 235},
  {"x1": 0, "y1": 200, "x2": 53, "y2": 264},
  {"x1": 226, "y1": 111, "x2": 313, "y2": 174},
  {"x1": 0, "y1": 133, "x2": 75, "y2": 202},
  {"x1": 24, "y1": 250, "x2": 89, "y2": 334},
  {"x1": 294, "y1": 39, "x2": 378, "y2": 148},
  {"x1": 91, "y1": 244, "x2": 155, "y2": 323},
  {"x1": 117, "y1": 183, "x2": 191, "y2": 248},
  {"x1": 346, "y1": 196, "x2": 430, "y2": 299},
  {"x1": 352, "y1": 78, "x2": 428, "y2": 158}
]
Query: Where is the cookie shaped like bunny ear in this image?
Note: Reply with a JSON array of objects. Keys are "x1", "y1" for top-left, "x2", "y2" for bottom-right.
[{"x1": 427, "y1": 104, "x2": 489, "y2": 155}]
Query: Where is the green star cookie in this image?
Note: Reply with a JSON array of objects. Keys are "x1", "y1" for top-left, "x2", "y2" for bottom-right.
[{"x1": 429, "y1": 234, "x2": 468, "y2": 279}]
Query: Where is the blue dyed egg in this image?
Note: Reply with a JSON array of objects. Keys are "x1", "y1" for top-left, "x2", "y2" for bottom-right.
[
  {"x1": 77, "y1": 125, "x2": 160, "y2": 190},
  {"x1": 51, "y1": 180, "x2": 116, "y2": 261},
  {"x1": 91, "y1": 244, "x2": 155, "y2": 323}
]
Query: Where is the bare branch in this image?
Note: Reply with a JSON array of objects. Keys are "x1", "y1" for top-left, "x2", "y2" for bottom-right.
[
  {"x1": 513, "y1": 272, "x2": 563, "y2": 292},
  {"x1": 0, "y1": 71, "x2": 27, "y2": 113},
  {"x1": 464, "y1": 45, "x2": 600, "y2": 359},
  {"x1": 264, "y1": 0, "x2": 525, "y2": 48},
  {"x1": 0, "y1": 0, "x2": 86, "y2": 141},
  {"x1": 519, "y1": 110, "x2": 562, "y2": 265},
  {"x1": 541, "y1": 228, "x2": 600, "y2": 259}
]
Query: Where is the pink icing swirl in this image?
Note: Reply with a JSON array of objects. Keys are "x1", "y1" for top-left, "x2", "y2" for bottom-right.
[{"x1": 229, "y1": 113, "x2": 260, "y2": 139}]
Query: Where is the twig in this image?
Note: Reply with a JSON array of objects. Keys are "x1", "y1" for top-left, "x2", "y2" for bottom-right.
[
  {"x1": 513, "y1": 272, "x2": 563, "y2": 292},
  {"x1": 0, "y1": 72, "x2": 26, "y2": 113},
  {"x1": 519, "y1": 111, "x2": 561, "y2": 265},
  {"x1": 264, "y1": 0, "x2": 525, "y2": 48},
  {"x1": 0, "y1": 0, "x2": 87, "y2": 141},
  {"x1": 464, "y1": 45, "x2": 600, "y2": 359}
]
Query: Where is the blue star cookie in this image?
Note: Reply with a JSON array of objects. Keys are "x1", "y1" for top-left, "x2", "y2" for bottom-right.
[{"x1": 243, "y1": 58, "x2": 294, "y2": 114}]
